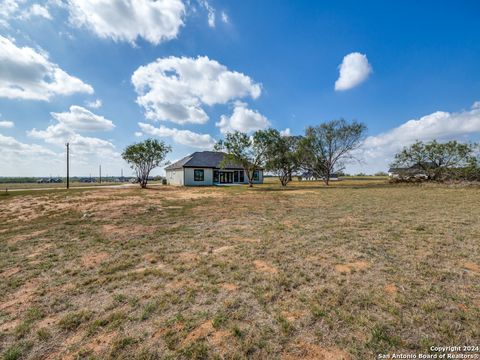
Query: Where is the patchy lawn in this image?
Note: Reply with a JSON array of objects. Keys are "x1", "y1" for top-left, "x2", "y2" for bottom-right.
[{"x1": 0, "y1": 180, "x2": 479, "y2": 359}]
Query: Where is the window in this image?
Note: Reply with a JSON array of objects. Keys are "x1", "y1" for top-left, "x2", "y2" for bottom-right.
[
  {"x1": 253, "y1": 170, "x2": 260, "y2": 181},
  {"x1": 239, "y1": 171, "x2": 245, "y2": 182},
  {"x1": 213, "y1": 170, "x2": 219, "y2": 183},
  {"x1": 233, "y1": 171, "x2": 239, "y2": 182},
  {"x1": 194, "y1": 169, "x2": 204, "y2": 181}
]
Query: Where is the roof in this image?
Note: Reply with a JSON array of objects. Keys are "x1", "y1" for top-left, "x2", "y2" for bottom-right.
[{"x1": 165, "y1": 151, "x2": 244, "y2": 170}]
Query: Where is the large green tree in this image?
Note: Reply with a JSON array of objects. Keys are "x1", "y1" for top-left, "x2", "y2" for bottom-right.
[
  {"x1": 122, "y1": 139, "x2": 171, "y2": 188},
  {"x1": 391, "y1": 140, "x2": 477, "y2": 181},
  {"x1": 261, "y1": 130, "x2": 302, "y2": 186},
  {"x1": 300, "y1": 119, "x2": 367, "y2": 185},
  {"x1": 215, "y1": 130, "x2": 274, "y2": 187}
]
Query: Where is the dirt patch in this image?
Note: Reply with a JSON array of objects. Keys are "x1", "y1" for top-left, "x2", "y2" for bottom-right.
[
  {"x1": 36, "y1": 316, "x2": 59, "y2": 329},
  {"x1": 26, "y1": 243, "x2": 52, "y2": 259},
  {"x1": 1, "y1": 266, "x2": 21, "y2": 278},
  {"x1": 213, "y1": 246, "x2": 234, "y2": 254},
  {"x1": 178, "y1": 252, "x2": 200, "y2": 263},
  {"x1": 101, "y1": 224, "x2": 156, "y2": 240},
  {"x1": 384, "y1": 284, "x2": 397, "y2": 295},
  {"x1": 232, "y1": 236, "x2": 260, "y2": 243},
  {"x1": 82, "y1": 252, "x2": 109, "y2": 268},
  {"x1": 253, "y1": 260, "x2": 278, "y2": 274},
  {"x1": 83, "y1": 331, "x2": 117, "y2": 354},
  {"x1": 462, "y1": 262, "x2": 480, "y2": 273},
  {"x1": 131, "y1": 263, "x2": 167, "y2": 273},
  {"x1": 220, "y1": 283, "x2": 238, "y2": 291},
  {"x1": 183, "y1": 321, "x2": 214, "y2": 345},
  {"x1": 166, "y1": 279, "x2": 194, "y2": 290},
  {"x1": 283, "y1": 342, "x2": 351, "y2": 360},
  {"x1": 0, "y1": 281, "x2": 36, "y2": 313},
  {"x1": 281, "y1": 311, "x2": 305, "y2": 322},
  {"x1": 7, "y1": 230, "x2": 48, "y2": 244},
  {"x1": 334, "y1": 261, "x2": 370, "y2": 274},
  {"x1": 0, "y1": 318, "x2": 21, "y2": 333}
]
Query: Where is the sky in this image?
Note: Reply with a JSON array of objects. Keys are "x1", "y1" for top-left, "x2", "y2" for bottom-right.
[{"x1": 0, "y1": 0, "x2": 479, "y2": 177}]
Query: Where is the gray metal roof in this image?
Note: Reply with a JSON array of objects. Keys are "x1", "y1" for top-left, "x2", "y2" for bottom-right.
[{"x1": 165, "y1": 151, "x2": 244, "y2": 170}]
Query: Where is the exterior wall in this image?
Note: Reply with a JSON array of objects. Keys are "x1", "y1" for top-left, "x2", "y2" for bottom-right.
[
  {"x1": 184, "y1": 168, "x2": 213, "y2": 186},
  {"x1": 166, "y1": 169, "x2": 184, "y2": 186},
  {"x1": 167, "y1": 168, "x2": 263, "y2": 186}
]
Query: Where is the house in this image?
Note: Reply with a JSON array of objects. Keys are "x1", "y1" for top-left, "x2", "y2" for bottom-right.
[
  {"x1": 165, "y1": 151, "x2": 263, "y2": 186},
  {"x1": 388, "y1": 165, "x2": 428, "y2": 179}
]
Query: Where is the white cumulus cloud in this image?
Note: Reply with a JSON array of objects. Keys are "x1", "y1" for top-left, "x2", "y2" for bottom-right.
[
  {"x1": 85, "y1": 99, "x2": 102, "y2": 109},
  {"x1": 335, "y1": 52, "x2": 372, "y2": 91},
  {"x1": 51, "y1": 106, "x2": 115, "y2": 132},
  {"x1": 20, "y1": 3, "x2": 52, "y2": 20},
  {"x1": 28, "y1": 106, "x2": 115, "y2": 155},
  {"x1": 216, "y1": 102, "x2": 270, "y2": 134},
  {"x1": 139, "y1": 122, "x2": 215, "y2": 149},
  {"x1": 0, "y1": 120, "x2": 14, "y2": 128},
  {"x1": 67, "y1": 0, "x2": 185, "y2": 45},
  {"x1": 0, "y1": 1, "x2": 52, "y2": 25},
  {"x1": 354, "y1": 101, "x2": 480, "y2": 173},
  {"x1": 0, "y1": 36, "x2": 93, "y2": 101},
  {"x1": 132, "y1": 56, "x2": 261, "y2": 125},
  {"x1": 0, "y1": 133, "x2": 57, "y2": 157}
]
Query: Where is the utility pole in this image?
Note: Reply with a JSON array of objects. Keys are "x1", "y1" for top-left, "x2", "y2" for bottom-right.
[
  {"x1": 66, "y1": 142, "x2": 70, "y2": 189},
  {"x1": 99, "y1": 164, "x2": 102, "y2": 184}
]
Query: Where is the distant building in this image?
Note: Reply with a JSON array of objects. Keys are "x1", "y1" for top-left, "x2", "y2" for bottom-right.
[
  {"x1": 388, "y1": 165, "x2": 428, "y2": 179},
  {"x1": 165, "y1": 151, "x2": 263, "y2": 186}
]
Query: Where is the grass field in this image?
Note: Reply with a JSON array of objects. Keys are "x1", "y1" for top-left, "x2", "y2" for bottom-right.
[{"x1": 0, "y1": 179, "x2": 479, "y2": 359}]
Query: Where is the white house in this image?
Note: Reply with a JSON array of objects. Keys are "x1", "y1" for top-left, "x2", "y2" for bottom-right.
[{"x1": 165, "y1": 151, "x2": 263, "y2": 186}]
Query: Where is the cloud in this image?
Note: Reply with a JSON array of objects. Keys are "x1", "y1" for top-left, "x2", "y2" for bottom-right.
[
  {"x1": 50, "y1": 106, "x2": 115, "y2": 132},
  {"x1": 221, "y1": 11, "x2": 229, "y2": 24},
  {"x1": 134, "y1": 131, "x2": 143, "y2": 137},
  {"x1": 0, "y1": 1, "x2": 52, "y2": 25},
  {"x1": 198, "y1": 0, "x2": 215, "y2": 27},
  {"x1": 355, "y1": 101, "x2": 480, "y2": 172},
  {"x1": 85, "y1": 99, "x2": 102, "y2": 109},
  {"x1": 139, "y1": 122, "x2": 215, "y2": 149},
  {"x1": 67, "y1": 0, "x2": 185, "y2": 45},
  {"x1": 28, "y1": 106, "x2": 115, "y2": 155},
  {"x1": 20, "y1": 3, "x2": 52, "y2": 20},
  {"x1": 0, "y1": 120, "x2": 14, "y2": 128},
  {"x1": 216, "y1": 102, "x2": 270, "y2": 134},
  {"x1": 280, "y1": 128, "x2": 291, "y2": 136},
  {"x1": 0, "y1": 36, "x2": 94, "y2": 101},
  {"x1": 335, "y1": 52, "x2": 372, "y2": 91},
  {"x1": 0, "y1": 133, "x2": 57, "y2": 157},
  {"x1": 132, "y1": 56, "x2": 261, "y2": 125}
]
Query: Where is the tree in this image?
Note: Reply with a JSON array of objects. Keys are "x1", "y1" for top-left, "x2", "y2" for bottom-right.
[
  {"x1": 261, "y1": 129, "x2": 302, "y2": 186},
  {"x1": 391, "y1": 140, "x2": 477, "y2": 181},
  {"x1": 122, "y1": 139, "x2": 171, "y2": 188},
  {"x1": 300, "y1": 119, "x2": 367, "y2": 185},
  {"x1": 215, "y1": 130, "x2": 273, "y2": 187}
]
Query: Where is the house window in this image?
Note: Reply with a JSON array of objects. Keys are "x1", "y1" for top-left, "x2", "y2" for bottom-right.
[
  {"x1": 213, "y1": 170, "x2": 219, "y2": 183},
  {"x1": 233, "y1": 171, "x2": 239, "y2": 182},
  {"x1": 239, "y1": 171, "x2": 245, "y2": 182},
  {"x1": 194, "y1": 169, "x2": 204, "y2": 181},
  {"x1": 253, "y1": 170, "x2": 259, "y2": 181}
]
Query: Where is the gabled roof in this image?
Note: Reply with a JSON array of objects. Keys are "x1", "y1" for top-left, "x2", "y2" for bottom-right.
[{"x1": 165, "y1": 151, "x2": 244, "y2": 170}]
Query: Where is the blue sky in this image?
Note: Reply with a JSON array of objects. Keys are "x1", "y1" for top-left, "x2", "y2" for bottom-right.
[{"x1": 1, "y1": 0, "x2": 479, "y2": 176}]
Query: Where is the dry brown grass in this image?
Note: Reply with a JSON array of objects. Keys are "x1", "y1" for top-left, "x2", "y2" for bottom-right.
[{"x1": 0, "y1": 180, "x2": 479, "y2": 359}]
